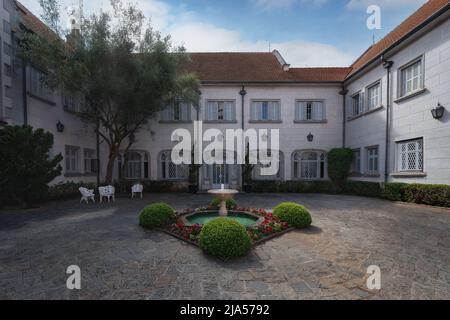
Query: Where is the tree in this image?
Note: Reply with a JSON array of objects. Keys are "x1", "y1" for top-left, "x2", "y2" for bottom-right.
[
  {"x1": 21, "y1": 0, "x2": 200, "y2": 183},
  {"x1": 0, "y1": 126, "x2": 62, "y2": 208},
  {"x1": 327, "y1": 148, "x2": 353, "y2": 191}
]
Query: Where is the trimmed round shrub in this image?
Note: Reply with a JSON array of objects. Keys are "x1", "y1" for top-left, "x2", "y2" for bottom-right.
[
  {"x1": 199, "y1": 218, "x2": 252, "y2": 259},
  {"x1": 139, "y1": 202, "x2": 176, "y2": 229},
  {"x1": 273, "y1": 202, "x2": 312, "y2": 228},
  {"x1": 210, "y1": 197, "x2": 237, "y2": 210}
]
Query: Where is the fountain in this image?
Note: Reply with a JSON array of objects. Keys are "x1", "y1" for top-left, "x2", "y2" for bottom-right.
[{"x1": 207, "y1": 184, "x2": 239, "y2": 216}]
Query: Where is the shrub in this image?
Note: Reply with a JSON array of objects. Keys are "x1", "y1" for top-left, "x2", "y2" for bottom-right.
[
  {"x1": 251, "y1": 181, "x2": 334, "y2": 194},
  {"x1": 327, "y1": 148, "x2": 353, "y2": 190},
  {"x1": 139, "y1": 203, "x2": 176, "y2": 228},
  {"x1": 382, "y1": 183, "x2": 408, "y2": 201},
  {"x1": 273, "y1": 202, "x2": 312, "y2": 228},
  {"x1": 210, "y1": 197, "x2": 237, "y2": 210},
  {"x1": 341, "y1": 181, "x2": 382, "y2": 198},
  {"x1": 199, "y1": 218, "x2": 252, "y2": 259},
  {"x1": 48, "y1": 181, "x2": 97, "y2": 201},
  {"x1": 0, "y1": 125, "x2": 62, "y2": 208},
  {"x1": 403, "y1": 184, "x2": 450, "y2": 207}
]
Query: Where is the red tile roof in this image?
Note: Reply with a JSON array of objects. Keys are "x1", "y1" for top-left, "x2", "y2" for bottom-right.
[
  {"x1": 16, "y1": 0, "x2": 58, "y2": 41},
  {"x1": 185, "y1": 52, "x2": 351, "y2": 83},
  {"x1": 348, "y1": 0, "x2": 450, "y2": 78}
]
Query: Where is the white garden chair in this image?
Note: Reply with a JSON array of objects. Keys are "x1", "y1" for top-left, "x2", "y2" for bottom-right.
[
  {"x1": 131, "y1": 184, "x2": 143, "y2": 199},
  {"x1": 99, "y1": 185, "x2": 115, "y2": 203},
  {"x1": 79, "y1": 187, "x2": 95, "y2": 204}
]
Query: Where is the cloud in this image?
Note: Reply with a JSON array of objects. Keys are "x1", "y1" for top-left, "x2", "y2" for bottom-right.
[
  {"x1": 168, "y1": 22, "x2": 354, "y2": 67},
  {"x1": 346, "y1": 0, "x2": 427, "y2": 10},
  {"x1": 253, "y1": 0, "x2": 328, "y2": 10}
]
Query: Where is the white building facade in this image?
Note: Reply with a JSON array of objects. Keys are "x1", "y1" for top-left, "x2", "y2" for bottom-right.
[{"x1": 1, "y1": 0, "x2": 449, "y2": 190}]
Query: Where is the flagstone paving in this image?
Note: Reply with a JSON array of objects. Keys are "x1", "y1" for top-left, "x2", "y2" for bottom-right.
[{"x1": 1, "y1": 193, "x2": 449, "y2": 300}]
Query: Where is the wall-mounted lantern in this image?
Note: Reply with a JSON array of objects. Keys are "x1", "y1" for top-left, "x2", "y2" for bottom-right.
[
  {"x1": 56, "y1": 121, "x2": 65, "y2": 133},
  {"x1": 307, "y1": 132, "x2": 314, "y2": 142},
  {"x1": 431, "y1": 103, "x2": 445, "y2": 120}
]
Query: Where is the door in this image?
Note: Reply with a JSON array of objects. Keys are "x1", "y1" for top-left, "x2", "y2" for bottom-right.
[{"x1": 212, "y1": 164, "x2": 229, "y2": 189}]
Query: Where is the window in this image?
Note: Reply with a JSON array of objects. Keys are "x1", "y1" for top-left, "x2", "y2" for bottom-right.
[
  {"x1": 28, "y1": 67, "x2": 53, "y2": 101},
  {"x1": 84, "y1": 149, "x2": 98, "y2": 174},
  {"x1": 160, "y1": 151, "x2": 187, "y2": 180},
  {"x1": 400, "y1": 58, "x2": 423, "y2": 97},
  {"x1": 64, "y1": 94, "x2": 85, "y2": 113},
  {"x1": 4, "y1": 85, "x2": 12, "y2": 98},
  {"x1": 253, "y1": 151, "x2": 284, "y2": 180},
  {"x1": 65, "y1": 146, "x2": 80, "y2": 173},
  {"x1": 160, "y1": 101, "x2": 191, "y2": 122},
  {"x1": 367, "y1": 82, "x2": 381, "y2": 110},
  {"x1": 397, "y1": 139, "x2": 423, "y2": 172},
  {"x1": 366, "y1": 147, "x2": 379, "y2": 174},
  {"x1": 4, "y1": 63, "x2": 12, "y2": 77},
  {"x1": 3, "y1": 42, "x2": 12, "y2": 56},
  {"x1": 351, "y1": 149, "x2": 361, "y2": 173},
  {"x1": 3, "y1": 20, "x2": 10, "y2": 34},
  {"x1": 251, "y1": 101, "x2": 280, "y2": 121},
  {"x1": 118, "y1": 151, "x2": 149, "y2": 180},
  {"x1": 296, "y1": 101, "x2": 325, "y2": 121},
  {"x1": 206, "y1": 101, "x2": 235, "y2": 121},
  {"x1": 350, "y1": 92, "x2": 363, "y2": 117},
  {"x1": 293, "y1": 151, "x2": 326, "y2": 180}
]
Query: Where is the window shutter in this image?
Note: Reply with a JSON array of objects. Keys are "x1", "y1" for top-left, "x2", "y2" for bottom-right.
[
  {"x1": 314, "y1": 102, "x2": 323, "y2": 120},
  {"x1": 345, "y1": 96, "x2": 352, "y2": 118},
  {"x1": 270, "y1": 102, "x2": 279, "y2": 121},
  {"x1": 224, "y1": 102, "x2": 233, "y2": 120},
  {"x1": 297, "y1": 101, "x2": 306, "y2": 121},
  {"x1": 181, "y1": 103, "x2": 189, "y2": 121},
  {"x1": 360, "y1": 92, "x2": 365, "y2": 113},
  {"x1": 251, "y1": 102, "x2": 258, "y2": 120},
  {"x1": 206, "y1": 102, "x2": 213, "y2": 120}
]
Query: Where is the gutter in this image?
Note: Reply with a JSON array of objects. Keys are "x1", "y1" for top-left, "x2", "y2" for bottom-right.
[
  {"x1": 345, "y1": 3, "x2": 450, "y2": 83},
  {"x1": 200, "y1": 80, "x2": 344, "y2": 85}
]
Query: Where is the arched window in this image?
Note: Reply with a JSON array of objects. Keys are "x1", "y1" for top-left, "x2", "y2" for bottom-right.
[
  {"x1": 118, "y1": 151, "x2": 149, "y2": 180},
  {"x1": 292, "y1": 150, "x2": 327, "y2": 180},
  {"x1": 160, "y1": 151, "x2": 187, "y2": 180},
  {"x1": 253, "y1": 151, "x2": 284, "y2": 180}
]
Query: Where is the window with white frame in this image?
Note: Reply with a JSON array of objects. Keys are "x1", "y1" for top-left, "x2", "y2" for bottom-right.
[
  {"x1": 65, "y1": 146, "x2": 80, "y2": 173},
  {"x1": 206, "y1": 101, "x2": 235, "y2": 121},
  {"x1": 253, "y1": 151, "x2": 284, "y2": 180},
  {"x1": 292, "y1": 151, "x2": 327, "y2": 180},
  {"x1": 84, "y1": 148, "x2": 98, "y2": 174},
  {"x1": 350, "y1": 92, "x2": 363, "y2": 117},
  {"x1": 64, "y1": 93, "x2": 85, "y2": 113},
  {"x1": 400, "y1": 58, "x2": 423, "y2": 97},
  {"x1": 367, "y1": 81, "x2": 381, "y2": 110},
  {"x1": 366, "y1": 147, "x2": 379, "y2": 174},
  {"x1": 397, "y1": 139, "x2": 423, "y2": 172},
  {"x1": 251, "y1": 101, "x2": 280, "y2": 121},
  {"x1": 118, "y1": 151, "x2": 149, "y2": 179},
  {"x1": 160, "y1": 101, "x2": 191, "y2": 122},
  {"x1": 160, "y1": 151, "x2": 187, "y2": 180},
  {"x1": 351, "y1": 149, "x2": 361, "y2": 173},
  {"x1": 28, "y1": 67, "x2": 53, "y2": 101},
  {"x1": 295, "y1": 101, "x2": 325, "y2": 121}
]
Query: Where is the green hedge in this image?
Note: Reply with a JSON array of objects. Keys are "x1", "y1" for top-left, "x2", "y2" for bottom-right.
[
  {"x1": 199, "y1": 218, "x2": 252, "y2": 259},
  {"x1": 341, "y1": 181, "x2": 382, "y2": 198},
  {"x1": 251, "y1": 181, "x2": 334, "y2": 194},
  {"x1": 139, "y1": 202, "x2": 176, "y2": 229},
  {"x1": 273, "y1": 202, "x2": 312, "y2": 228},
  {"x1": 47, "y1": 181, "x2": 97, "y2": 201},
  {"x1": 403, "y1": 184, "x2": 450, "y2": 207},
  {"x1": 381, "y1": 183, "x2": 409, "y2": 201}
]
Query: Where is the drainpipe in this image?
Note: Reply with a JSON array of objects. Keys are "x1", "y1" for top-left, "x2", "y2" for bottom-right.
[
  {"x1": 382, "y1": 56, "x2": 394, "y2": 184},
  {"x1": 96, "y1": 117, "x2": 100, "y2": 187},
  {"x1": 239, "y1": 85, "x2": 247, "y2": 187},
  {"x1": 339, "y1": 88, "x2": 348, "y2": 148},
  {"x1": 22, "y1": 61, "x2": 28, "y2": 125}
]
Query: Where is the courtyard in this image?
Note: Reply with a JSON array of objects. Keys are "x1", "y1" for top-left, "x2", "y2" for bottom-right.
[{"x1": 0, "y1": 193, "x2": 449, "y2": 300}]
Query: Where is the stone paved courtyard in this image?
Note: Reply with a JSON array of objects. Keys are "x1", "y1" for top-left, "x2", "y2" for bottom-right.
[{"x1": 0, "y1": 193, "x2": 449, "y2": 300}]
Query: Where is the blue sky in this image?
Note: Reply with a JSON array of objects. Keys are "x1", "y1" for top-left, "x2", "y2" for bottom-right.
[{"x1": 20, "y1": 0, "x2": 428, "y2": 66}]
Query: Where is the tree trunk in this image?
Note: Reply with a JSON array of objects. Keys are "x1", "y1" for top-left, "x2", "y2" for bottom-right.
[{"x1": 105, "y1": 146, "x2": 119, "y2": 184}]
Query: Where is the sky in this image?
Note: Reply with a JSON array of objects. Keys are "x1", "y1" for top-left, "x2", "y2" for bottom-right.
[{"x1": 19, "y1": 0, "x2": 428, "y2": 67}]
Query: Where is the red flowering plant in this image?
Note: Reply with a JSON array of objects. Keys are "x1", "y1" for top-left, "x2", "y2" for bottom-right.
[
  {"x1": 168, "y1": 217, "x2": 203, "y2": 243},
  {"x1": 242, "y1": 208, "x2": 290, "y2": 242}
]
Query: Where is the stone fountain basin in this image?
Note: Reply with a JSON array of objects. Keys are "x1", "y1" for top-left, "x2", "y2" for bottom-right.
[
  {"x1": 207, "y1": 189, "x2": 239, "y2": 199},
  {"x1": 182, "y1": 210, "x2": 265, "y2": 227}
]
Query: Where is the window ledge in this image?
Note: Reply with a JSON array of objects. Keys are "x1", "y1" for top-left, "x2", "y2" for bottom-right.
[
  {"x1": 349, "y1": 172, "x2": 363, "y2": 177},
  {"x1": 248, "y1": 120, "x2": 283, "y2": 124},
  {"x1": 394, "y1": 88, "x2": 427, "y2": 104},
  {"x1": 64, "y1": 172, "x2": 82, "y2": 178},
  {"x1": 159, "y1": 120, "x2": 193, "y2": 124},
  {"x1": 203, "y1": 120, "x2": 238, "y2": 124},
  {"x1": 27, "y1": 92, "x2": 56, "y2": 106},
  {"x1": 390, "y1": 172, "x2": 427, "y2": 178},
  {"x1": 347, "y1": 106, "x2": 384, "y2": 122},
  {"x1": 294, "y1": 120, "x2": 328, "y2": 124},
  {"x1": 362, "y1": 173, "x2": 381, "y2": 178}
]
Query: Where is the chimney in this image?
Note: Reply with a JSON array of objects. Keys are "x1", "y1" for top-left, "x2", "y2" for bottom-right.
[{"x1": 272, "y1": 49, "x2": 290, "y2": 71}]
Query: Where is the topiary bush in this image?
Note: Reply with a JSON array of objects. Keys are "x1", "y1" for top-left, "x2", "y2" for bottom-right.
[
  {"x1": 382, "y1": 183, "x2": 409, "y2": 201},
  {"x1": 199, "y1": 218, "x2": 252, "y2": 259},
  {"x1": 139, "y1": 202, "x2": 176, "y2": 229},
  {"x1": 273, "y1": 202, "x2": 312, "y2": 228},
  {"x1": 327, "y1": 148, "x2": 353, "y2": 191},
  {"x1": 210, "y1": 197, "x2": 237, "y2": 210}
]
